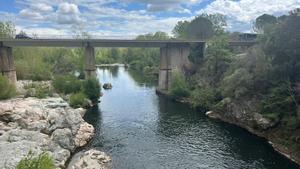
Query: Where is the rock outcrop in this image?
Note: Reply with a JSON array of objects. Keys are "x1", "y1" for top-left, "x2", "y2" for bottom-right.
[
  {"x1": 67, "y1": 149, "x2": 111, "y2": 169},
  {"x1": 0, "y1": 97, "x2": 94, "y2": 169}
]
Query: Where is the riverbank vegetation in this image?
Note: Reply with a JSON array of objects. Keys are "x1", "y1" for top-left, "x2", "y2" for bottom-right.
[
  {"x1": 52, "y1": 75, "x2": 101, "y2": 108},
  {"x1": 16, "y1": 151, "x2": 54, "y2": 169},
  {"x1": 168, "y1": 8, "x2": 300, "y2": 160},
  {"x1": 0, "y1": 75, "x2": 16, "y2": 100}
]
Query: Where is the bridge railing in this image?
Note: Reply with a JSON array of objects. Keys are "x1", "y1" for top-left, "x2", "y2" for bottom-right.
[{"x1": 0, "y1": 34, "x2": 139, "y2": 40}]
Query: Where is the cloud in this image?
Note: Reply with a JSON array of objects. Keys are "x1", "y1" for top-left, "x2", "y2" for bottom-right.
[
  {"x1": 197, "y1": 0, "x2": 300, "y2": 32},
  {"x1": 55, "y1": 2, "x2": 82, "y2": 24},
  {"x1": 57, "y1": 2, "x2": 80, "y2": 14},
  {"x1": 19, "y1": 9, "x2": 44, "y2": 20},
  {"x1": 31, "y1": 3, "x2": 53, "y2": 12},
  {"x1": 123, "y1": 0, "x2": 201, "y2": 12}
]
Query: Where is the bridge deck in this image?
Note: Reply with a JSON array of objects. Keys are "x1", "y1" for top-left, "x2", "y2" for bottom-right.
[
  {"x1": 0, "y1": 39, "x2": 255, "y2": 48},
  {"x1": 0, "y1": 39, "x2": 205, "y2": 48}
]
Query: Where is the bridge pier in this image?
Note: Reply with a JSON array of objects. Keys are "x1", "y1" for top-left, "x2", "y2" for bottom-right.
[
  {"x1": 0, "y1": 46, "x2": 17, "y2": 85},
  {"x1": 157, "y1": 44, "x2": 191, "y2": 92},
  {"x1": 84, "y1": 46, "x2": 96, "y2": 79}
]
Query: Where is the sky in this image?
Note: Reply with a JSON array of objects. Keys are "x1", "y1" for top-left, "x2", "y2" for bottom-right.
[{"x1": 0, "y1": 0, "x2": 299, "y2": 38}]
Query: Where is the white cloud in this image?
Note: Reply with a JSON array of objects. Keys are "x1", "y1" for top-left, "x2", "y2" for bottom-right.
[
  {"x1": 55, "y1": 2, "x2": 82, "y2": 24},
  {"x1": 31, "y1": 3, "x2": 53, "y2": 12},
  {"x1": 6, "y1": 0, "x2": 300, "y2": 37},
  {"x1": 57, "y1": 2, "x2": 80, "y2": 14},
  {"x1": 197, "y1": 0, "x2": 300, "y2": 32},
  {"x1": 19, "y1": 9, "x2": 44, "y2": 20},
  {"x1": 123, "y1": 0, "x2": 202, "y2": 12}
]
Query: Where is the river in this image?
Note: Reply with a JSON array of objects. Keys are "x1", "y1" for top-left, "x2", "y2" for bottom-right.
[{"x1": 84, "y1": 66, "x2": 300, "y2": 169}]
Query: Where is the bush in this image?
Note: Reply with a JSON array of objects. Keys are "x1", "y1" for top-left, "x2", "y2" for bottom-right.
[
  {"x1": 191, "y1": 87, "x2": 217, "y2": 110},
  {"x1": 0, "y1": 75, "x2": 16, "y2": 100},
  {"x1": 52, "y1": 75, "x2": 82, "y2": 94},
  {"x1": 16, "y1": 151, "x2": 55, "y2": 169},
  {"x1": 82, "y1": 78, "x2": 101, "y2": 101},
  {"x1": 69, "y1": 92, "x2": 88, "y2": 108},
  {"x1": 36, "y1": 86, "x2": 53, "y2": 99},
  {"x1": 261, "y1": 82, "x2": 298, "y2": 119},
  {"x1": 169, "y1": 71, "x2": 190, "y2": 98}
]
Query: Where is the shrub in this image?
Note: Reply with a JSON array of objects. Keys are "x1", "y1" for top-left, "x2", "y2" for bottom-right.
[
  {"x1": 69, "y1": 92, "x2": 88, "y2": 108},
  {"x1": 52, "y1": 75, "x2": 82, "y2": 94},
  {"x1": 169, "y1": 71, "x2": 190, "y2": 98},
  {"x1": 16, "y1": 151, "x2": 55, "y2": 169},
  {"x1": 191, "y1": 87, "x2": 217, "y2": 110},
  {"x1": 82, "y1": 78, "x2": 101, "y2": 101},
  {"x1": 36, "y1": 86, "x2": 53, "y2": 99},
  {"x1": 0, "y1": 75, "x2": 16, "y2": 100},
  {"x1": 261, "y1": 82, "x2": 298, "y2": 119}
]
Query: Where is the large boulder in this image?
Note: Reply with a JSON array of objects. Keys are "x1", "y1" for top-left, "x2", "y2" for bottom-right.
[
  {"x1": 74, "y1": 123, "x2": 94, "y2": 147},
  {"x1": 0, "y1": 95, "x2": 94, "y2": 169},
  {"x1": 68, "y1": 149, "x2": 111, "y2": 169}
]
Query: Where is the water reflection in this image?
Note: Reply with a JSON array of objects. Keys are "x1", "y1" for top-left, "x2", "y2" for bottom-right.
[{"x1": 84, "y1": 66, "x2": 300, "y2": 169}]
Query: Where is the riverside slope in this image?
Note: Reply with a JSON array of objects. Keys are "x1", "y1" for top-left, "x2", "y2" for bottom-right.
[{"x1": 0, "y1": 81, "x2": 110, "y2": 169}]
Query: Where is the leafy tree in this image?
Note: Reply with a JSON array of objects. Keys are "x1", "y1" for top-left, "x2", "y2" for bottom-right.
[
  {"x1": 261, "y1": 12, "x2": 300, "y2": 83},
  {"x1": 186, "y1": 16, "x2": 214, "y2": 40},
  {"x1": 0, "y1": 21, "x2": 15, "y2": 38},
  {"x1": 205, "y1": 36, "x2": 233, "y2": 84},
  {"x1": 169, "y1": 71, "x2": 190, "y2": 98},
  {"x1": 254, "y1": 14, "x2": 277, "y2": 33},
  {"x1": 199, "y1": 13, "x2": 227, "y2": 35},
  {"x1": 172, "y1": 21, "x2": 190, "y2": 39}
]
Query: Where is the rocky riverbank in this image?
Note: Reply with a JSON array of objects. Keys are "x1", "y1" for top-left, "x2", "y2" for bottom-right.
[
  {"x1": 205, "y1": 99, "x2": 300, "y2": 166},
  {"x1": 0, "y1": 81, "x2": 110, "y2": 169},
  {"x1": 158, "y1": 89, "x2": 300, "y2": 166}
]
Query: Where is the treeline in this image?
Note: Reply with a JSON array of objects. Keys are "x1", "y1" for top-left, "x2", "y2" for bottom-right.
[{"x1": 169, "y1": 9, "x2": 300, "y2": 133}]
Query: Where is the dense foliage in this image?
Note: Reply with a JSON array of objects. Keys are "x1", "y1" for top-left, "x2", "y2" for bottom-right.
[
  {"x1": 52, "y1": 75, "x2": 101, "y2": 107},
  {"x1": 172, "y1": 9, "x2": 300, "y2": 132},
  {"x1": 16, "y1": 151, "x2": 55, "y2": 169}
]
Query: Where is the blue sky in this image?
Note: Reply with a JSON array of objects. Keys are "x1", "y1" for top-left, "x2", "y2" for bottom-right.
[{"x1": 0, "y1": 0, "x2": 299, "y2": 38}]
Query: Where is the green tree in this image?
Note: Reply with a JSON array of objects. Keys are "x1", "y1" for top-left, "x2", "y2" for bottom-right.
[
  {"x1": 254, "y1": 14, "x2": 277, "y2": 33},
  {"x1": 261, "y1": 12, "x2": 300, "y2": 83},
  {"x1": 172, "y1": 21, "x2": 190, "y2": 39},
  {"x1": 0, "y1": 21, "x2": 15, "y2": 38},
  {"x1": 205, "y1": 36, "x2": 233, "y2": 84},
  {"x1": 200, "y1": 13, "x2": 227, "y2": 35},
  {"x1": 186, "y1": 16, "x2": 214, "y2": 40}
]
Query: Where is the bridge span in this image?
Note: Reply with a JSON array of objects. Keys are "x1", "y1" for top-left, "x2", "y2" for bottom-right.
[{"x1": 0, "y1": 39, "x2": 256, "y2": 92}]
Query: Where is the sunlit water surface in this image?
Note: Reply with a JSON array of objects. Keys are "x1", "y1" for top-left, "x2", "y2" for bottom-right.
[{"x1": 84, "y1": 67, "x2": 300, "y2": 169}]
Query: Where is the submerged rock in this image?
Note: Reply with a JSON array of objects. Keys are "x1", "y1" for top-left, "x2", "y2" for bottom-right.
[
  {"x1": 103, "y1": 83, "x2": 113, "y2": 90},
  {"x1": 68, "y1": 149, "x2": 111, "y2": 169}
]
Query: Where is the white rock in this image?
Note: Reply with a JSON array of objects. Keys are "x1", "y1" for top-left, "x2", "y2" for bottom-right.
[{"x1": 68, "y1": 149, "x2": 111, "y2": 169}]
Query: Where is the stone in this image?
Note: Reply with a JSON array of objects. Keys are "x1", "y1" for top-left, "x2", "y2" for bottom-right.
[
  {"x1": 205, "y1": 111, "x2": 220, "y2": 119},
  {"x1": 52, "y1": 128, "x2": 74, "y2": 151},
  {"x1": 253, "y1": 113, "x2": 276, "y2": 130},
  {"x1": 0, "y1": 82, "x2": 95, "y2": 168},
  {"x1": 74, "y1": 123, "x2": 94, "y2": 147},
  {"x1": 67, "y1": 149, "x2": 111, "y2": 169},
  {"x1": 0, "y1": 140, "x2": 42, "y2": 169},
  {"x1": 103, "y1": 83, "x2": 112, "y2": 90}
]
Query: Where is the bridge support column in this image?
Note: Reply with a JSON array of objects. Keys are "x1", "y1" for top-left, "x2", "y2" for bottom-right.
[
  {"x1": 84, "y1": 46, "x2": 96, "y2": 79},
  {"x1": 157, "y1": 44, "x2": 191, "y2": 92},
  {"x1": 0, "y1": 46, "x2": 17, "y2": 85}
]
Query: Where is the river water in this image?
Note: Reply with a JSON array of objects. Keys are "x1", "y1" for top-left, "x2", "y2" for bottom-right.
[{"x1": 84, "y1": 67, "x2": 300, "y2": 169}]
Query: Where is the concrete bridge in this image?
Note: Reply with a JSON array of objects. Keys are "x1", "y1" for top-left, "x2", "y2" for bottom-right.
[{"x1": 0, "y1": 39, "x2": 255, "y2": 92}]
